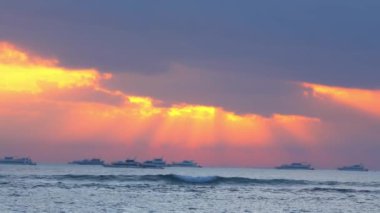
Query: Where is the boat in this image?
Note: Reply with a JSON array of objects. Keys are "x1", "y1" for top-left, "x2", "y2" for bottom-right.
[
  {"x1": 142, "y1": 158, "x2": 166, "y2": 169},
  {"x1": 0, "y1": 156, "x2": 36, "y2": 165},
  {"x1": 104, "y1": 159, "x2": 141, "y2": 168},
  {"x1": 169, "y1": 160, "x2": 202, "y2": 168},
  {"x1": 338, "y1": 164, "x2": 368, "y2": 171},
  {"x1": 69, "y1": 158, "x2": 104, "y2": 165},
  {"x1": 275, "y1": 162, "x2": 314, "y2": 170}
]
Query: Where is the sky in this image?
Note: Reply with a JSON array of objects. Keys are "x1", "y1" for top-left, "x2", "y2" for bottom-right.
[{"x1": 0, "y1": 1, "x2": 379, "y2": 168}]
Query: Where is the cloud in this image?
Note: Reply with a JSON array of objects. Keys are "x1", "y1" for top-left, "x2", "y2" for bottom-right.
[
  {"x1": 2, "y1": 0, "x2": 380, "y2": 87},
  {"x1": 0, "y1": 42, "x2": 111, "y2": 94},
  {"x1": 2, "y1": 41, "x2": 380, "y2": 169},
  {"x1": 302, "y1": 82, "x2": 380, "y2": 117},
  {"x1": 0, "y1": 41, "x2": 323, "y2": 165}
]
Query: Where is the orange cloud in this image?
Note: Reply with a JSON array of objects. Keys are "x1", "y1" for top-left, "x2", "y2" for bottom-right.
[
  {"x1": 302, "y1": 82, "x2": 380, "y2": 117},
  {"x1": 0, "y1": 42, "x2": 110, "y2": 94},
  {"x1": 0, "y1": 41, "x2": 321, "y2": 164}
]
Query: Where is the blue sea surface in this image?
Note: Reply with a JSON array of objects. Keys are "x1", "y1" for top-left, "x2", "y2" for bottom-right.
[{"x1": 1, "y1": 164, "x2": 379, "y2": 212}]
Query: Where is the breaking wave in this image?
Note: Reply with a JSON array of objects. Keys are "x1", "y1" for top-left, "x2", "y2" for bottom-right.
[{"x1": 15, "y1": 174, "x2": 380, "y2": 187}]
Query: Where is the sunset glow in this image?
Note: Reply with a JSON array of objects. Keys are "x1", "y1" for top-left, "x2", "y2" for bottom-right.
[
  {"x1": 302, "y1": 82, "x2": 380, "y2": 117},
  {"x1": 0, "y1": 41, "x2": 322, "y2": 164},
  {"x1": 0, "y1": 42, "x2": 106, "y2": 94}
]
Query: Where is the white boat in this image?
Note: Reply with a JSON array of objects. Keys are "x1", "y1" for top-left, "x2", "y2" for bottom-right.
[
  {"x1": 338, "y1": 164, "x2": 368, "y2": 171},
  {"x1": 0, "y1": 156, "x2": 36, "y2": 165},
  {"x1": 142, "y1": 158, "x2": 166, "y2": 169},
  {"x1": 276, "y1": 162, "x2": 314, "y2": 170},
  {"x1": 104, "y1": 159, "x2": 141, "y2": 168},
  {"x1": 169, "y1": 160, "x2": 201, "y2": 168}
]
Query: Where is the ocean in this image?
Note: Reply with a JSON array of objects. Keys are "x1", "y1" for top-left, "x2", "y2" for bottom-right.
[{"x1": 0, "y1": 164, "x2": 379, "y2": 212}]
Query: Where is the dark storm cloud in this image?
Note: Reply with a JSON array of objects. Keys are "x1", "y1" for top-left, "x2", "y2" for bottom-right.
[{"x1": 1, "y1": 0, "x2": 380, "y2": 87}]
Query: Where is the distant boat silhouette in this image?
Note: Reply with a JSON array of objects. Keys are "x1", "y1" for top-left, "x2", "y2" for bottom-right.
[
  {"x1": 141, "y1": 158, "x2": 166, "y2": 169},
  {"x1": 276, "y1": 162, "x2": 314, "y2": 170},
  {"x1": 168, "y1": 160, "x2": 202, "y2": 168},
  {"x1": 338, "y1": 164, "x2": 368, "y2": 171},
  {"x1": 69, "y1": 158, "x2": 104, "y2": 165},
  {"x1": 0, "y1": 156, "x2": 36, "y2": 165},
  {"x1": 103, "y1": 158, "x2": 141, "y2": 168}
]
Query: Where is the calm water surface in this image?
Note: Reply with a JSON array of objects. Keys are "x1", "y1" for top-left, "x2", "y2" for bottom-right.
[{"x1": 1, "y1": 164, "x2": 379, "y2": 212}]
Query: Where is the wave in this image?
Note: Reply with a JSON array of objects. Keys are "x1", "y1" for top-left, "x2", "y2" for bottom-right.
[
  {"x1": 4, "y1": 181, "x2": 380, "y2": 194},
  {"x1": 171, "y1": 175, "x2": 219, "y2": 183},
  {"x1": 34, "y1": 174, "x2": 312, "y2": 185},
  {"x1": 300, "y1": 187, "x2": 380, "y2": 194},
  {"x1": 167, "y1": 175, "x2": 311, "y2": 185},
  {"x1": 15, "y1": 174, "x2": 380, "y2": 187},
  {"x1": 4, "y1": 174, "x2": 380, "y2": 194}
]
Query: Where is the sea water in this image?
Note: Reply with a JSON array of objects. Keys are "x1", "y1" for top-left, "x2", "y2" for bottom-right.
[{"x1": 0, "y1": 164, "x2": 379, "y2": 212}]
